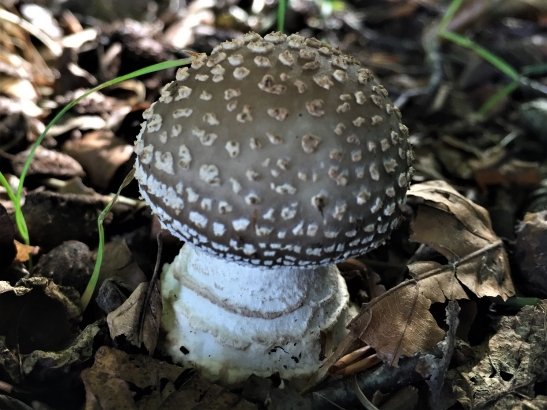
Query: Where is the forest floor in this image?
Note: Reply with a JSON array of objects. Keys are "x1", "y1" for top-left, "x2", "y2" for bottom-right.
[{"x1": 0, "y1": 0, "x2": 546, "y2": 409}]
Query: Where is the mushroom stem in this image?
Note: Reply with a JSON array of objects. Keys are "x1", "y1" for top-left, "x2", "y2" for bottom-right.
[{"x1": 161, "y1": 243, "x2": 355, "y2": 386}]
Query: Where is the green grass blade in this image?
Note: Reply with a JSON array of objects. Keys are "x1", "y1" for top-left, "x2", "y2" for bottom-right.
[
  {"x1": 437, "y1": 0, "x2": 465, "y2": 33},
  {"x1": 478, "y1": 81, "x2": 519, "y2": 116},
  {"x1": 1, "y1": 57, "x2": 188, "y2": 289},
  {"x1": 438, "y1": 30, "x2": 520, "y2": 81},
  {"x1": 80, "y1": 168, "x2": 135, "y2": 311},
  {"x1": 522, "y1": 63, "x2": 547, "y2": 76},
  {"x1": 0, "y1": 173, "x2": 29, "y2": 244},
  {"x1": 15, "y1": 58, "x2": 190, "y2": 209},
  {"x1": 277, "y1": 0, "x2": 286, "y2": 33},
  {"x1": 4, "y1": 58, "x2": 188, "y2": 249},
  {"x1": 0, "y1": 173, "x2": 17, "y2": 209}
]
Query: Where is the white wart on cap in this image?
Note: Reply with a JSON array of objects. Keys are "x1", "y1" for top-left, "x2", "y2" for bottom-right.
[{"x1": 134, "y1": 32, "x2": 412, "y2": 266}]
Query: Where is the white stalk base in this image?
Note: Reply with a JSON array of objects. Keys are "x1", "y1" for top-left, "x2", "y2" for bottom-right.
[{"x1": 161, "y1": 244, "x2": 354, "y2": 386}]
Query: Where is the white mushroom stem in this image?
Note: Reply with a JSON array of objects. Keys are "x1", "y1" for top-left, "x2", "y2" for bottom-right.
[{"x1": 161, "y1": 243, "x2": 355, "y2": 386}]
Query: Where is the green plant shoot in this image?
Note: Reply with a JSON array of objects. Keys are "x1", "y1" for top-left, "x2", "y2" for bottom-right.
[
  {"x1": 0, "y1": 58, "x2": 190, "y2": 308},
  {"x1": 277, "y1": 0, "x2": 286, "y2": 33},
  {"x1": 80, "y1": 168, "x2": 135, "y2": 311}
]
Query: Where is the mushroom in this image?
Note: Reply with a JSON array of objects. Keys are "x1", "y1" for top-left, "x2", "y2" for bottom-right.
[{"x1": 134, "y1": 32, "x2": 412, "y2": 386}]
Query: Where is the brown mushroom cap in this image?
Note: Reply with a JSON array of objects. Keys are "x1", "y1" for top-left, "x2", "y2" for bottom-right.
[{"x1": 134, "y1": 32, "x2": 412, "y2": 267}]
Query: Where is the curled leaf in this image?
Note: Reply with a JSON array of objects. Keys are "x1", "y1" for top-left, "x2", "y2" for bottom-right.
[
  {"x1": 311, "y1": 181, "x2": 514, "y2": 386},
  {"x1": 107, "y1": 280, "x2": 161, "y2": 354},
  {"x1": 348, "y1": 279, "x2": 446, "y2": 366},
  {"x1": 407, "y1": 180, "x2": 514, "y2": 300}
]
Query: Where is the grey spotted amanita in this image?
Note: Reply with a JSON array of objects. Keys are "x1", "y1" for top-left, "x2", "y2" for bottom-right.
[{"x1": 134, "y1": 32, "x2": 412, "y2": 386}]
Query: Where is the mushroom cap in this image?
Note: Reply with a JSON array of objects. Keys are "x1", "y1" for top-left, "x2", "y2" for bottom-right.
[{"x1": 134, "y1": 32, "x2": 412, "y2": 267}]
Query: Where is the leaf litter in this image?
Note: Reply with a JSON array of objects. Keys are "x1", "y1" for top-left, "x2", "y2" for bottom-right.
[
  {"x1": 0, "y1": 0, "x2": 546, "y2": 408},
  {"x1": 308, "y1": 180, "x2": 514, "y2": 391}
]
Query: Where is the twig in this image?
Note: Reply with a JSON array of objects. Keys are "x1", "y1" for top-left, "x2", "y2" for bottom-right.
[
  {"x1": 331, "y1": 346, "x2": 374, "y2": 373},
  {"x1": 331, "y1": 354, "x2": 381, "y2": 376}
]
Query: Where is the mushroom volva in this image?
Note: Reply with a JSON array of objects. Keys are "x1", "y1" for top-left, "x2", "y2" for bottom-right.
[{"x1": 134, "y1": 32, "x2": 412, "y2": 386}]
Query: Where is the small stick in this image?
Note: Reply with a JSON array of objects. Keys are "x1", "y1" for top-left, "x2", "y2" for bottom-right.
[
  {"x1": 329, "y1": 345, "x2": 374, "y2": 374},
  {"x1": 330, "y1": 354, "x2": 381, "y2": 376}
]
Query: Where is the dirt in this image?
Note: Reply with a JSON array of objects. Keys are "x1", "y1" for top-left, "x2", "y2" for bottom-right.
[{"x1": 0, "y1": 0, "x2": 546, "y2": 409}]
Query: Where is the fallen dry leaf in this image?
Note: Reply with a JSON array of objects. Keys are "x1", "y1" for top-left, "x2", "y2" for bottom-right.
[
  {"x1": 160, "y1": 374, "x2": 252, "y2": 410},
  {"x1": 46, "y1": 114, "x2": 106, "y2": 137},
  {"x1": 308, "y1": 181, "x2": 513, "y2": 388},
  {"x1": 0, "y1": 280, "x2": 31, "y2": 294},
  {"x1": 11, "y1": 145, "x2": 85, "y2": 179},
  {"x1": 376, "y1": 386, "x2": 420, "y2": 410},
  {"x1": 472, "y1": 158, "x2": 540, "y2": 191},
  {"x1": 98, "y1": 237, "x2": 147, "y2": 293},
  {"x1": 107, "y1": 280, "x2": 161, "y2": 354},
  {"x1": 63, "y1": 130, "x2": 133, "y2": 191},
  {"x1": 407, "y1": 180, "x2": 514, "y2": 300},
  {"x1": 337, "y1": 259, "x2": 386, "y2": 305},
  {"x1": 306, "y1": 272, "x2": 453, "y2": 389},
  {"x1": 0, "y1": 337, "x2": 21, "y2": 384},
  {"x1": 446, "y1": 301, "x2": 547, "y2": 409},
  {"x1": 0, "y1": 395, "x2": 33, "y2": 410},
  {"x1": 347, "y1": 279, "x2": 446, "y2": 367},
  {"x1": 13, "y1": 240, "x2": 35, "y2": 263},
  {"x1": 82, "y1": 346, "x2": 254, "y2": 410},
  {"x1": 82, "y1": 345, "x2": 183, "y2": 410},
  {"x1": 0, "y1": 110, "x2": 29, "y2": 152}
]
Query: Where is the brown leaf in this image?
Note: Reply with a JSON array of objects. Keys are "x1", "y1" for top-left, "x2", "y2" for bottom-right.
[
  {"x1": 99, "y1": 237, "x2": 147, "y2": 292},
  {"x1": 408, "y1": 261, "x2": 468, "y2": 302},
  {"x1": 63, "y1": 130, "x2": 133, "y2": 190},
  {"x1": 82, "y1": 346, "x2": 252, "y2": 410},
  {"x1": 446, "y1": 301, "x2": 547, "y2": 409},
  {"x1": 309, "y1": 181, "x2": 511, "y2": 387},
  {"x1": 348, "y1": 279, "x2": 446, "y2": 366},
  {"x1": 82, "y1": 346, "x2": 184, "y2": 410},
  {"x1": 46, "y1": 114, "x2": 106, "y2": 137},
  {"x1": 14, "y1": 240, "x2": 35, "y2": 263},
  {"x1": 0, "y1": 281, "x2": 31, "y2": 297},
  {"x1": 471, "y1": 158, "x2": 540, "y2": 191},
  {"x1": 107, "y1": 280, "x2": 161, "y2": 354},
  {"x1": 407, "y1": 180, "x2": 514, "y2": 300},
  {"x1": 11, "y1": 145, "x2": 85, "y2": 179},
  {"x1": 94, "y1": 236, "x2": 149, "y2": 314},
  {"x1": 161, "y1": 375, "x2": 240, "y2": 409}
]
